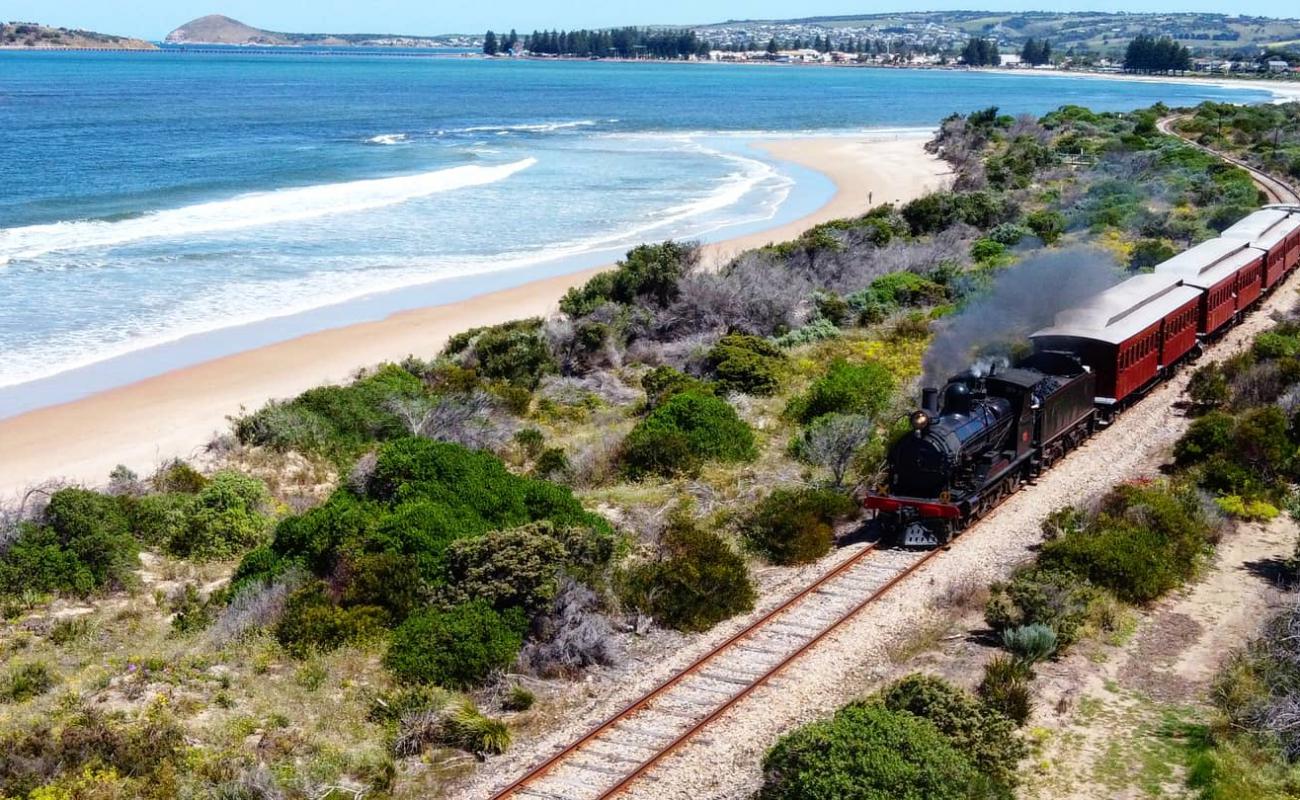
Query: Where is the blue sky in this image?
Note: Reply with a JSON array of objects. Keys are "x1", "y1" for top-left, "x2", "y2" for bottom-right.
[{"x1": 12, "y1": 0, "x2": 1300, "y2": 39}]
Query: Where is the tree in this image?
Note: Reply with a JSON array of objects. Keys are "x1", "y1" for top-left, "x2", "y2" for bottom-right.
[
  {"x1": 483, "y1": 30, "x2": 498, "y2": 56},
  {"x1": 1021, "y1": 37, "x2": 1052, "y2": 66},
  {"x1": 766, "y1": 37, "x2": 779, "y2": 56},
  {"x1": 793, "y1": 413, "x2": 877, "y2": 487},
  {"x1": 1124, "y1": 34, "x2": 1191, "y2": 73},
  {"x1": 962, "y1": 37, "x2": 999, "y2": 67}
]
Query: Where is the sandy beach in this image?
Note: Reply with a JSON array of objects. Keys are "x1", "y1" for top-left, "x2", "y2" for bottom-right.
[{"x1": 0, "y1": 136, "x2": 949, "y2": 498}]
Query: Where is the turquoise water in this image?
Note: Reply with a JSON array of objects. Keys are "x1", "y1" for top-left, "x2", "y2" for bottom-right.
[{"x1": 0, "y1": 51, "x2": 1275, "y2": 411}]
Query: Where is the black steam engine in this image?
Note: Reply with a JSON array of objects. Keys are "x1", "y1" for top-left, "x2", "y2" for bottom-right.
[{"x1": 865, "y1": 353, "x2": 1096, "y2": 547}]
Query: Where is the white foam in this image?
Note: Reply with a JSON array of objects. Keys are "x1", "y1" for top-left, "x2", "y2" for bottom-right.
[
  {"x1": 438, "y1": 119, "x2": 604, "y2": 135},
  {"x1": 0, "y1": 158, "x2": 537, "y2": 264},
  {"x1": 366, "y1": 133, "x2": 409, "y2": 145}
]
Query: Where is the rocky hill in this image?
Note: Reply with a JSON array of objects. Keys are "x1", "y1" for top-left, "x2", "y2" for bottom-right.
[
  {"x1": 164, "y1": 14, "x2": 472, "y2": 47},
  {"x1": 1, "y1": 21, "x2": 156, "y2": 50}
]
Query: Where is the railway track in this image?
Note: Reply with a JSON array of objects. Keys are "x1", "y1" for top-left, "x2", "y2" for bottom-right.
[
  {"x1": 486, "y1": 114, "x2": 1298, "y2": 800},
  {"x1": 1157, "y1": 115, "x2": 1300, "y2": 205},
  {"x1": 488, "y1": 544, "x2": 941, "y2": 799}
]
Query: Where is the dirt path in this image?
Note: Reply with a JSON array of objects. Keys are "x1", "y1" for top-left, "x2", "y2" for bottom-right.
[{"x1": 1022, "y1": 517, "x2": 1295, "y2": 800}]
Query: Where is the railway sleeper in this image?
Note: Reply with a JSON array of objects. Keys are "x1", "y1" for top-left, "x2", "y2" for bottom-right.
[
  {"x1": 515, "y1": 787, "x2": 579, "y2": 800},
  {"x1": 698, "y1": 669, "x2": 761, "y2": 686}
]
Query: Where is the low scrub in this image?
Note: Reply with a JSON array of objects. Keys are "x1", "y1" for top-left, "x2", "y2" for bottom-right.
[
  {"x1": 785, "y1": 359, "x2": 895, "y2": 423},
  {"x1": 384, "y1": 600, "x2": 527, "y2": 688},
  {"x1": 622, "y1": 509, "x2": 755, "y2": 632},
  {"x1": 705, "y1": 333, "x2": 786, "y2": 396},
  {"x1": 741, "y1": 488, "x2": 856, "y2": 565},
  {"x1": 620, "y1": 390, "x2": 756, "y2": 479},
  {"x1": 443, "y1": 317, "x2": 555, "y2": 390},
  {"x1": 759, "y1": 701, "x2": 982, "y2": 800},
  {"x1": 0, "y1": 488, "x2": 138, "y2": 598}
]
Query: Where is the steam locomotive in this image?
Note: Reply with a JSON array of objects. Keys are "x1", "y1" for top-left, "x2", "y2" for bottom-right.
[{"x1": 864, "y1": 205, "x2": 1300, "y2": 547}]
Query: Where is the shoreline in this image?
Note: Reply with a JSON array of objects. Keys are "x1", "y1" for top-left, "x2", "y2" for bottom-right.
[{"x1": 0, "y1": 135, "x2": 949, "y2": 498}]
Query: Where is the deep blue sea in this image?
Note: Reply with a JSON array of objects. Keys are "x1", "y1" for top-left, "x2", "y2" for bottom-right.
[{"x1": 0, "y1": 50, "x2": 1276, "y2": 410}]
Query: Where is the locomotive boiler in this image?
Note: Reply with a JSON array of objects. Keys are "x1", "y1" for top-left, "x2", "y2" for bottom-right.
[{"x1": 865, "y1": 354, "x2": 1095, "y2": 547}]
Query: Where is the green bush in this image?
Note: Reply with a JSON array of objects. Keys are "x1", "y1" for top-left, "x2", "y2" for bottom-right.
[
  {"x1": 1001, "y1": 623, "x2": 1058, "y2": 664},
  {"x1": 878, "y1": 674, "x2": 1026, "y2": 791},
  {"x1": 987, "y1": 222, "x2": 1029, "y2": 246},
  {"x1": 786, "y1": 359, "x2": 895, "y2": 423},
  {"x1": 984, "y1": 567, "x2": 1100, "y2": 647},
  {"x1": 1037, "y1": 481, "x2": 1213, "y2": 603},
  {"x1": 1187, "y1": 363, "x2": 1230, "y2": 409},
  {"x1": 623, "y1": 509, "x2": 755, "y2": 632},
  {"x1": 171, "y1": 471, "x2": 271, "y2": 560},
  {"x1": 970, "y1": 237, "x2": 1007, "y2": 263},
  {"x1": 444, "y1": 318, "x2": 555, "y2": 389},
  {"x1": 620, "y1": 391, "x2": 756, "y2": 479},
  {"x1": 977, "y1": 655, "x2": 1034, "y2": 725},
  {"x1": 1026, "y1": 209, "x2": 1067, "y2": 245},
  {"x1": 440, "y1": 523, "x2": 565, "y2": 615},
  {"x1": 846, "y1": 271, "x2": 947, "y2": 315},
  {"x1": 641, "y1": 365, "x2": 713, "y2": 409},
  {"x1": 128, "y1": 492, "x2": 195, "y2": 548},
  {"x1": 771, "y1": 318, "x2": 842, "y2": 348},
  {"x1": 706, "y1": 333, "x2": 785, "y2": 396},
  {"x1": 531, "y1": 447, "x2": 571, "y2": 480},
  {"x1": 0, "y1": 662, "x2": 56, "y2": 704},
  {"x1": 560, "y1": 241, "x2": 695, "y2": 316},
  {"x1": 758, "y1": 702, "x2": 981, "y2": 800},
  {"x1": 384, "y1": 600, "x2": 526, "y2": 688},
  {"x1": 513, "y1": 428, "x2": 545, "y2": 458},
  {"x1": 232, "y1": 364, "x2": 425, "y2": 457},
  {"x1": 151, "y1": 460, "x2": 208, "y2": 494},
  {"x1": 741, "y1": 488, "x2": 857, "y2": 565},
  {"x1": 0, "y1": 488, "x2": 139, "y2": 598},
  {"x1": 503, "y1": 684, "x2": 536, "y2": 712},
  {"x1": 274, "y1": 583, "x2": 386, "y2": 657},
  {"x1": 1129, "y1": 238, "x2": 1176, "y2": 271},
  {"x1": 1174, "y1": 411, "x2": 1235, "y2": 465}
]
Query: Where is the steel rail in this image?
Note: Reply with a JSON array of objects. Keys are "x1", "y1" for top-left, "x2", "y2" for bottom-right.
[
  {"x1": 487, "y1": 541, "x2": 888, "y2": 799},
  {"x1": 1157, "y1": 115, "x2": 1300, "y2": 205}
]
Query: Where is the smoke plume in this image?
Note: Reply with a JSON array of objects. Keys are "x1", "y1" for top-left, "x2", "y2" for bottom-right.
[{"x1": 921, "y1": 247, "x2": 1122, "y2": 387}]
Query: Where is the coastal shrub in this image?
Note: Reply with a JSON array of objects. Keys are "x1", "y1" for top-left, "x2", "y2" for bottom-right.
[
  {"x1": 758, "y1": 702, "x2": 980, "y2": 800},
  {"x1": 441, "y1": 698, "x2": 513, "y2": 755},
  {"x1": 814, "y1": 291, "x2": 852, "y2": 326},
  {"x1": 1215, "y1": 494, "x2": 1280, "y2": 522},
  {"x1": 1026, "y1": 209, "x2": 1067, "y2": 245},
  {"x1": 0, "y1": 703, "x2": 187, "y2": 799},
  {"x1": 1174, "y1": 410, "x2": 1235, "y2": 465},
  {"x1": 513, "y1": 428, "x2": 545, "y2": 459},
  {"x1": 274, "y1": 582, "x2": 386, "y2": 657},
  {"x1": 232, "y1": 364, "x2": 425, "y2": 456},
  {"x1": 900, "y1": 190, "x2": 1014, "y2": 236},
  {"x1": 169, "y1": 470, "x2": 271, "y2": 560},
  {"x1": 503, "y1": 684, "x2": 536, "y2": 712},
  {"x1": 771, "y1": 318, "x2": 842, "y2": 348},
  {"x1": 1129, "y1": 238, "x2": 1176, "y2": 271},
  {"x1": 531, "y1": 447, "x2": 571, "y2": 481},
  {"x1": 987, "y1": 222, "x2": 1029, "y2": 246},
  {"x1": 969, "y1": 237, "x2": 1007, "y2": 263},
  {"x1": 443, "y1": 318, "x2": 555, "y2": 389},
  {"x1": 878, "y1": 674, "x2": 1026, "y2": 791},
  {"x1": 560, "y1": 241, "x2": 697, "y2": 316},
  {"x1": 0, "y1": 488, "x2": 139, "y2": 598},
  {"x1": 1001, "y1": 623, "x2": 1058, "y2": 664},
  {"x1": 0, "y1": 662, "x2": 56, "y2": 704},
  {"x1": 150, "y1": 460, "x2": 208, "y2": 494},
  {"x1": 786, "y1": 359, "x2": 895, "y2": 423},
  {"x1": 984, "y1": 567, "x2": 1099, "y2": 647},
  {"x1": 620, "y1": 391, "x2": 756, "y2": 479},
  {"x1": 705, "y1": 333, "x2": 785, "y2": 396},
  {"x1": 977, "y1": 655, "x2": 1034, "y2": 725},
  {"x1": 792, "y1": 413, "x2": 878, "y2": 488},
  {"x1": 1037, "y1": 480, "x2": 1213, "y2": 603},
  {"x1": 622, "y1": 509, "x2": 755, "y2": 632},
  {"x1": 128, "y1": 492, "x2": 195, "y2": 548},
  {"x1": 384, "y1": 600, "x2": 526, "y2": 688},
  {"x1": 641, "y1": 365, "x2": 712, "y2": 409},
  {"x1": 234, "y1": 437, "x2": 613, "y2": 636},
  {"x1": 439, "y1": 523, "x2": 566, "y2": 615},
  {"x1": 741, "y1": 488, "x2": 857, "y2": 565},
  {"x1": 1190, "y1": 364, "x2": 1227, "y2": 411}
]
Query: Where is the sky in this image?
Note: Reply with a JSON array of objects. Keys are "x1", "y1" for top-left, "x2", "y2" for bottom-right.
[{"x1": 11, "y1": 0, "x2": 1300, "y2": 40}]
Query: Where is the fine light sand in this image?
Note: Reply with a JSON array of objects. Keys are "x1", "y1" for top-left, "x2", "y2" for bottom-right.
[{"x1": 0, "y1": 136, "x2": 949, "y2": 498}]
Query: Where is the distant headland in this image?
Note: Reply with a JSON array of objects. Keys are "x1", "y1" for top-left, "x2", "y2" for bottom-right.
[
  {"x1": 164, "y1": 14, "x2": 476, "y2": 48},
  {"x1": 0, "y1": 21, "x2": 156, "y2": 50}
]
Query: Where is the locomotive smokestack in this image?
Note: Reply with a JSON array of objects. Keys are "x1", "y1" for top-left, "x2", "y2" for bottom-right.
[{"x1": 921, "y1": 387, "x2": 939, "y2": 415}]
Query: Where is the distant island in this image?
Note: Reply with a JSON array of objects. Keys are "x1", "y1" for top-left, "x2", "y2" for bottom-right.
[
  {"x1": 1, "y1": 21, "x2": 156, "y2": 50},
  {"x1": 164, "y1": 14, "x2": 476, "y2": 48}
]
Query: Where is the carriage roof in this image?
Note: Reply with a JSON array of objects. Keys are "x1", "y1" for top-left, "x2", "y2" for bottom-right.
[{"x1": 1029, "y1": 272, "x2": 1202, "y2": 345}]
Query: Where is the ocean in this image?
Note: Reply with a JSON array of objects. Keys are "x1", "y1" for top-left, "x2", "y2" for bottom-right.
[{"x1": 0, "y1": 50, "x2": 1276, "y2": 413}]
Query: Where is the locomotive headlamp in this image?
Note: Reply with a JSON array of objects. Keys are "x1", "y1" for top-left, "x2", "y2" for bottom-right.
[{"x1": 910, "y1": 410, "x2": 930, "y2": 431}]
